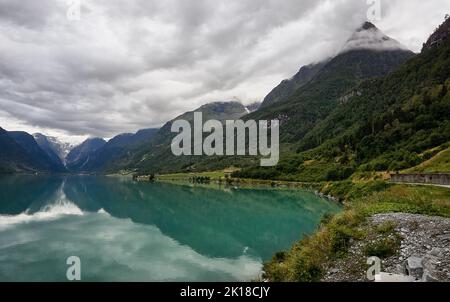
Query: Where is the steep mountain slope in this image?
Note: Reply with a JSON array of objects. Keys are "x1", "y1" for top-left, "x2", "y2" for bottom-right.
[
  {"x1": 422, "y1": 16, "x2": 450, "y2": 51},
  {"x1": 32, "y1": 133, "x2": 67, "y2": 168},
  {"x1": 124, "y1": 101, "x2": 249, "y2": 174},
  {"x1": 70, "y1": 128, "x2": 158, "y2": 173},
  {"x1": 0, "y1": 128, "x2": 37, "y2": 173},
  {"x1": 247, "y1": 22, "x2": 415, "y2": 143},
  {"x1": 33, "y1": 133, "x2": 73, "y2": 164},
  {"x1": 0, "y1": 130, "x2": 65, "y2": 173},
  {"x1": 66, "y1": 138, "x2": 106, "y2": 172},
  {"x1": 236, "y1": 17, "x2": 450, "y2": 181},
  {"x1": 260, "y1": 61, "x2": 327, "y2": 109},
  {"x1": 245, "y1": 102, "x2": 261, "y2": 113}
]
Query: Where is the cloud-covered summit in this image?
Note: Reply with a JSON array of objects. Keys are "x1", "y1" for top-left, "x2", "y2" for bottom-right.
[{"x1": 339, "y1": 21, "x2": 410, "y2": 54}]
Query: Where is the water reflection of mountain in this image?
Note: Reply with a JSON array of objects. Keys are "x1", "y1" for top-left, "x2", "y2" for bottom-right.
[
  {"x1": 64, "y1": 176, "x2": 340, "y2": 260},
  {"x1": 0, "y1": 175, "x2": 64, "y2": 215},
  {"x1": 0, "y1": 175, "x2": 340, "y2": 260}
]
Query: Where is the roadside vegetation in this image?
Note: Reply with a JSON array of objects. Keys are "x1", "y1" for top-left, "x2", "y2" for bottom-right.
[
  {"x1": 263, "y1": 180, "x2": 450, "y2": 282},
  {"x1": 404, "y1": 145, "x2": 450, "y2": 173}
]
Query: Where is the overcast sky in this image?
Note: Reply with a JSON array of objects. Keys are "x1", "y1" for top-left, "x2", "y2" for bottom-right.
[{"x1": 0, "y1": 0, "x2": 449, "y2": 143}]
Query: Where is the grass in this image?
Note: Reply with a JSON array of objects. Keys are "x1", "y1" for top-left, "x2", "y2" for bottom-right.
[
  {"x1": 404, "y1": 144, "x2": 450, "y2": 173},
  {"x1": 156, "y1": 171, "x2": 227, "y2": 181},
  {"x1": 355, "y1": 184, "x2": 450, "y2": 218},
  {"x1": 363, "y1": 237, "x2": 400, "y2": 258},
  {"x1": 155, "y1": 169, "x2": 325, "y2": 191},
  {"x1": 263, "y1": 180, "x2": 450, "y2": 282}
]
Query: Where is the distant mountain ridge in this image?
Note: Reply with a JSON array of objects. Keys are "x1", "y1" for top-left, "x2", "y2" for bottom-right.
[
  {"x1": 33, "y1": 133, "x2": 72, "y2": 168},
  {"x1": 67, "y1": 128, "x2": 159, "y2": 173},
  {"x1": 66, "y1": 138, "x2": 107, "y2": 172},
  {"x1": 107, "y1": 101, "x2": 249, "y2": 174},
  {"x1": 8, "y1": 131, "x2": 66, "y2": 172},
  {"x1": 33, "y1": 133, "x2": 73, "y2": 164},
  {"x1": 0, "y1": 128, "x2": 66, "y2": 173},
  {"x1": 4, "y1": 20, "x2": 447, "y2": 178},
  {"x1": 99, "y1": 22, "x2": 417, "y2": 175},
  {"x1": 0, "y1": 128, "x2": 35, "y2": 173},
  {"x1": 64, "y1": 101, "x2": 245, "y2": 173},
  {"x1": 0, "y1": 126, "x2": 160, "y2": 174}
]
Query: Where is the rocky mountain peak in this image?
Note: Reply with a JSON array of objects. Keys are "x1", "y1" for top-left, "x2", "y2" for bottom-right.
[
  {"x1": 357, "y1": 21, "x2": 377, "y2": 32},
  {"x1": 33, "y1": 133, "x2": 74, "y2": 162}
]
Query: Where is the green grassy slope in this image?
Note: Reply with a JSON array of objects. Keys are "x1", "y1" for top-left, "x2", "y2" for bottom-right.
[{"x1": 404, "y1": 144, "x2": 450, "y2": 173}]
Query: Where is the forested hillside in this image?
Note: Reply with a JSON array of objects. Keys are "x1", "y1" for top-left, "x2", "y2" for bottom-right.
[{"x1": 236, "y1": 18, "x2": 450, "y2": 181}]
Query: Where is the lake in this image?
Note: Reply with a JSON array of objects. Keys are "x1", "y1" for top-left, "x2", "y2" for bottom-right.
[{"x1": 0, "y1": 175, "x2": 340, "y2": 281}]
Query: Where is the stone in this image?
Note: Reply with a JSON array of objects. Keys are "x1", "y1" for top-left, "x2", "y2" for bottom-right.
[
  {"x1": 406, "y1": 256, "x2": 424, "y2": 279},
  {"x1": 429, "y1": 248, "x2": 443, "y2": 257},
  {"x1": 396, "y1": 264, "x2": 407, "y2": 275},
  {"x1": 422, "y1": 270, "x2": 439, "y2": 282},
  {"x1": 421, "y1": 255, "x2": 442, "y2": 282},
  {"x1": 438, "y1": 234, "x2": 450, "y2": 241}
]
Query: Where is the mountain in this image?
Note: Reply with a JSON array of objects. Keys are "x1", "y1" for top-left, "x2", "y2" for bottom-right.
[
  {"x1": 422, "y1": 16, "x2": 450, "y2": 51},
  {"x1": 247, "y1": 22, "x2": 415, "y2": 144},
  {"x1": 66, "y1": 138, "x2": 107, "y2": 172},
  {"x1": 245, "y1": 102, "x2": 261, "y2": 113},
  {"x1": 4, "y1": 131, "x2": 66, "y2": 173},
  {"x1": 184, "y1": 101, "x2": 249, "y2": 122},
  {"x1": 260, "y1": 22, "x2": 410, "y2": 111},
  {"x1": 68, "y1": 128, "x2": 159, "y2": 173},
  {"x1": 32, "y1": 133, "x2": 69, "y2": 168},
  {"x1": 0, "y1": 128, "x2": 37, "y2": 173},
  {"x1": 260, "y1": 62, "x2": 327, "y2": 108},
  {"x1": 107, "y1": 22, "x2": 416, "y2": 175},
  {"x1": 340, "y1": 21, "x2": 409, "y2": 53},
  {"x1": 33, "y1": 133, "x2": 73, "y2": 164},
  {"x1": 118, "y1": 101, "x2": 249, "y2": 174},
  {"x1": 235, "y1": 17, "x2": 450, "y2": 181}
]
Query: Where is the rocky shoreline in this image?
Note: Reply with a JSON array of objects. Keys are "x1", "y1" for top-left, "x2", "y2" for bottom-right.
[{"x1": 324, "y1": 213, "x2": 450, "y2": 282}]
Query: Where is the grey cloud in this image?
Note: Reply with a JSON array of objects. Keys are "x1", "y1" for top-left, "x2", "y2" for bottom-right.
[
  {"x1": 0, "y1": 0, "x2": 57, "y2": 29},
  {"x1": 0, "y1": 0, "x2": 449, "y2": 141}
]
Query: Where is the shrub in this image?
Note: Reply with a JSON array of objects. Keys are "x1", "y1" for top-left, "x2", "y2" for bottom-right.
[
  {"x1": 363, "y1": 237, "x2": 400, "y2": 258},
  {"x1": 376, "y1": 221, "x2": 398, "y2": 234}
]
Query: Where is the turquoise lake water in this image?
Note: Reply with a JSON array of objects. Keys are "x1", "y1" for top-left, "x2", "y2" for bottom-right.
[{"x1": 0, "y1": 175, "x2": 340, "y2": 281}]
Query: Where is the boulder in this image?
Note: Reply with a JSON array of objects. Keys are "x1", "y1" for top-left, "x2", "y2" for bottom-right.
[
  {"x1": 422, "y1": 255, "x2": 440, "y2": 282},
  {"x1": 406, "y1": 256, "x2": 423, "y2": 279}
]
